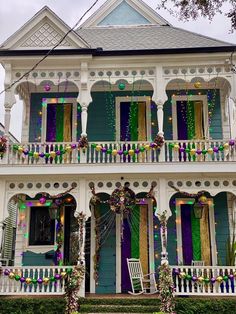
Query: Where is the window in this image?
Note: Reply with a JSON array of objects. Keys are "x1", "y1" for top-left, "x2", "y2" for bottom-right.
[{"x1": 29, "y1": 207, "x2": 55, "y2": 245}]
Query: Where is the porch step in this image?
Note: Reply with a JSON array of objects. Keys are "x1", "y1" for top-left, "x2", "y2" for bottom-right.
[{"x1": 79, "y1": 297, "x2": 161, "y2": 313}]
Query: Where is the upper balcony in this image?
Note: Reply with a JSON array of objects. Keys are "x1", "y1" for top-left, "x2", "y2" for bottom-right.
[{"x1": 1, "y1": 138, "x2": 236, "y2": 167}]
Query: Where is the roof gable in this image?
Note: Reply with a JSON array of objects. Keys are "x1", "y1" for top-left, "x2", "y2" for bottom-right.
[
  {"x1": 81, "y1": 0, "x2": 169, "y2": 28},
  {"x1": 1, "y1": 6, "x2": 90, "y2": 50},
  {"x1": 98, "y1": 1, "x2": 151, "y2": 26}
]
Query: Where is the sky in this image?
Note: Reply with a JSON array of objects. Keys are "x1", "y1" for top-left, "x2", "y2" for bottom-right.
[{"x1": 0, "y1": 0, "x2": 235, "y2": 140}]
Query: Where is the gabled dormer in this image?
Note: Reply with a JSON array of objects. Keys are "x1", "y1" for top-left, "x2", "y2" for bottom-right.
[
  {"x1": 1, "y1": 6, "x2": 90, "y2": 50},
  {"x1": 80, "y1": 0, "x2": 169, "y2": 28}
]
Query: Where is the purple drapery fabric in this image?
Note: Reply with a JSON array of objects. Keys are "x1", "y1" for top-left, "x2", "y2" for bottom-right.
[
  {"x1": 177, "y1": 101, "x2": 188, "y2": 140},
  {"x1": 46, "y1": 104, "x2": 57, "y2": 142},
  {"x1": 120, "y1": 102, "x2": 131, "y2": 141},
  {"x1": 121, "y1": 218, "x2": 131, "y2": 292},
  {"x1": 181, "y1": 204, "x2": 193, "y2": 265}
]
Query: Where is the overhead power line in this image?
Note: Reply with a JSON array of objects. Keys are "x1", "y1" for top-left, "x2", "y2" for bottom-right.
[{"x1": 0, "y1": 0, "x2": 100, "y2": 96}]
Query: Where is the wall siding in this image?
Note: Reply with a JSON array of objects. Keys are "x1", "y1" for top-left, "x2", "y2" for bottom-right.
[
  {"x1": 88, "y1": 90, "x2": 153, "y2": 141},
  {"x1": 23, "y1": 250, "x2": 54, "y2": 266}
]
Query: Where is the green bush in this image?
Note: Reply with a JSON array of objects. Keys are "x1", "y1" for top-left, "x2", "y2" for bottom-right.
[{"x1": 0, "y1": 296, "x2": 236, "y2": 314}]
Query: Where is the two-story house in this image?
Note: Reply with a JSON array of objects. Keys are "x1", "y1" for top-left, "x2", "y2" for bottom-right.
[{"x1": 0, "y1": 0, "x2": 236, "y2": 297}]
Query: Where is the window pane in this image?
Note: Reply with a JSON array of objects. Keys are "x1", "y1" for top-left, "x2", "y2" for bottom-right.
[{"x1": 29, "y1": 207, "x2": 55, "y2": 245}]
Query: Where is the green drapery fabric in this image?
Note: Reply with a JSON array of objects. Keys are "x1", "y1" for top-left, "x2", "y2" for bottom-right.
[
  {"x1": 131, "y1": 205, "x2": 140, "y2": 258},
  {"x1": 191, "y1": 208, "x2": 202, "y2": 260},
  {"x1": 56, "y1": 104, "x2": 64, "y2": 142}
]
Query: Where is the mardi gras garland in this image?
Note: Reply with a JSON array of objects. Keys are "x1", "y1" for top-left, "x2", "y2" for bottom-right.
[
  {"x1": 110, "y1": 184, "x2": 136, "y2": 214},
  {"x1": 0, "y1": 136, "x2": 7, "y2": 158},
  {"x1": 159, "y1": 263, "x2": 176, "y2": 314},
  {"x1": 65, "y1": 212, "x2": 86, "y2": 314}
]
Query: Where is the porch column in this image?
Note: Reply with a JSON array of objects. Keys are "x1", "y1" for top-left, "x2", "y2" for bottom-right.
[
  {"x1": 157, "y1": 101, "x2": 164, "y2": 137},
  {"x1": 156, "y1": 178, "x2": 171, "y2": 264},
  {"x1": 152, "y1": 66, "x2": 168, "y2": 162},
  {"x1": 0, "y1": 180, "x2": 6, "y2": 260},
  {"x1": 3, "y1": 64, "x2": 16, "y2": 138},
  {"x1": 77, "y1": 62, "x2": 92, "y2": 163},
  {"x1": 74, "y1": 178, "x2": 89, "y2": 297},
  {"x1": 77, "y1": 62, "x2": 92, "y2": 137}
]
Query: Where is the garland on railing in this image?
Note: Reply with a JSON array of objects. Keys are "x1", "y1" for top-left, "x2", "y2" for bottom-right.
[
  {"x1": 159, "y1": 263, "x2": 176, "y2": 314},
  {"x1": 91, "y1": 141, "x2": 162, "y2": 156},
  {"x1": 0, "y1": 136, "x2": 7, "y2": 159},
  {"x1": 2, "y1": 268, "x2": 72, "y2": 284},
  {"x1": 169, "y1": 139, "x2": 235, "y2": 156},
  {"x1": 173, "y1": 269, "x2": 236, "y2": 284}
]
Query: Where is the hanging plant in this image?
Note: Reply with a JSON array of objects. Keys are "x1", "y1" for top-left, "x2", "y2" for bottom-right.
[
  {"x1": 110, "y1": 183, "x2": 136, "y2": 214},
  {"x1": 0, "y1": 136, "x2": 7, "y2": 158}
]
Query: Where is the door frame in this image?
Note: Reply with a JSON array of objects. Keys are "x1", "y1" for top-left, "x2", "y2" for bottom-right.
[
  {"x1": 175, "y1": 198, "x2": 217, "y2": 266},
  {"x1": 171, "y1": 95, "x2": 209, "y2": 140},
  {"x1": 115, "y1": 96, "x2": 151, "y2": 142},
  {"x1": 41, "y1": 97, "x2": 77, "y2": 143}
]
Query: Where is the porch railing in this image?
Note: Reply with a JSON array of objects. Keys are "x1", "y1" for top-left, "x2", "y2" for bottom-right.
[
  {"x1": 170, "y1": 266, "x2": 236, "y2": 296},
  {"x1": 0, "y1": 139, "x2": 235, "y2": 165},
  {"x1": 0, "y1": 266, "x2": 74, "y2": 295}
]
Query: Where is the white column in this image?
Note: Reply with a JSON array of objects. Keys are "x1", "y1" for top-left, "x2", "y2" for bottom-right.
[
  {"x1": 77, "y1": 62, "x2": 92, "y2": 138},
  {"x1": 157, "y1": 101, "x2": 164, "y2": 137},
  {"x1": 0, "y1": 180, "x2": 6, "y2": 259},
  {"x1": 81, "y1": 106, "x2": 88, "y2": 137},
  {"x1": 3, "y1": 64, "x2": 16, "y2": 137},
  {"x1": 155, "y1": 178, "x2": 171, "y2": 264}
]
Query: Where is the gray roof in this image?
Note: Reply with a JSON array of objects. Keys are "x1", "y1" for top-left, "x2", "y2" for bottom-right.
[{"x1": 77, "y1": 25, "x2": 233, "y2": 51}]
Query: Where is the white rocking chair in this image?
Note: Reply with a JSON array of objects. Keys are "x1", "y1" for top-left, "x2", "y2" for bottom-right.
[{"x1": 127, "y1": 258, "x2": 158, "y2": 295}]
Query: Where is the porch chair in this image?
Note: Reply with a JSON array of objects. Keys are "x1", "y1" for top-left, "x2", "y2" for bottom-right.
[
  {"x1": 191, "y1": 260, "x2": 205, "y2": 266},
  {"x1": 127, "y1": 258, "x2": 158, "y2": 295}
]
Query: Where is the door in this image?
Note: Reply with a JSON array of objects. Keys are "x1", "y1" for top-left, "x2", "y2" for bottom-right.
[
  {"x1": 176, "y1": 100, "x2": 205, "y2": 140},
  {"x1": 46, "y1": 103, "x2": 72, "y2": 142},
  {"x1": 116, "y1": 97, "x2": 151, "y2": 142},
  {"x1": 64, "y1": 205, "x2": 78, "y2": 265},
  {"x1": 176, "y1": 200, "x2": 216, "y2": 266}
]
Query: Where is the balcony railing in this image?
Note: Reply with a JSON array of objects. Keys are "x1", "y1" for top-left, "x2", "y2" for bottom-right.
[
  {"x1": 170, "y1": 266, "x2": 236, "y2": 296},
  {"x1": 0, "y1": 266, "x2": 73, "y2": 295},
  {"x1": 0, "y1": 139, "x2": 235, "y2": 165},
  {"x1": 0, "y1": 265, "x2": 235, "y2": 296}
]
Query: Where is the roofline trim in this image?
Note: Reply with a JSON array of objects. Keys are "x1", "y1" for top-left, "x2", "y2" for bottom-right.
[{"x1": 0, "y1": 46, "x2": 236, "y2": 57}]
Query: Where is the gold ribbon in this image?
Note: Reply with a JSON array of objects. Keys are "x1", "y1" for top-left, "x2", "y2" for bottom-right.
[{"x1": 139, "y1": 205, "x2": 148, "y2": 274}]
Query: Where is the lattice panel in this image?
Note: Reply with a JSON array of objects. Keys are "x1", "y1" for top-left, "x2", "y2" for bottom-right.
[{"x1": 20, "y1": 23, "x2": 71, "y2": 47}]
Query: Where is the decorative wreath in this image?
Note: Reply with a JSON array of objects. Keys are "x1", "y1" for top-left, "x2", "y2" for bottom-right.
[{"x1": 110, "y1": 184, "x2": 136, "y2": 214}]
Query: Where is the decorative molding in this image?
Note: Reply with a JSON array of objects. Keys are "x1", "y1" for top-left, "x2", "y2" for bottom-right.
[{"x1": 20, "y1": 23, "x2": 71, "y2": 48}]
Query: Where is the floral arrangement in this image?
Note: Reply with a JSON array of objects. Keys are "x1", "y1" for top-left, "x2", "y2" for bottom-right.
[
  {"x1": 78, "y1": 136, "x2": 88, "y2": 150},
  {"x1": 154, "y1": 134, "x2": 165, "y2": 148},
  {"x1": 158, "y1": 263, "x2": 176, "y2": 314},
  {"x1": 0, "y1": 136, "x2": 7, "y2": 158},
  {"x1": 65, "y1": 262, "x2": 85, "y2": 314},
  {"x1": 110, "y1": 184, "x2": 136, "y2": 214}
]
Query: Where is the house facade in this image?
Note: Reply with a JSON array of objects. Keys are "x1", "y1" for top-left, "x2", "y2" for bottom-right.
[{"x1": 0, "y1": 0, "x2": 236, "y2": 296}]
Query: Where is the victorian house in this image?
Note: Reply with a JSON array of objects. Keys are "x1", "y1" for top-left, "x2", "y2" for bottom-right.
[{"x1": 0, "y1": 0, "x2": 236, "y2": 297}]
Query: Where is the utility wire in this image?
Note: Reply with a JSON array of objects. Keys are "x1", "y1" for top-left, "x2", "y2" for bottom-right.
[{"x1": 0, "y1": 0, "x2": 100, "y2": 96}]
